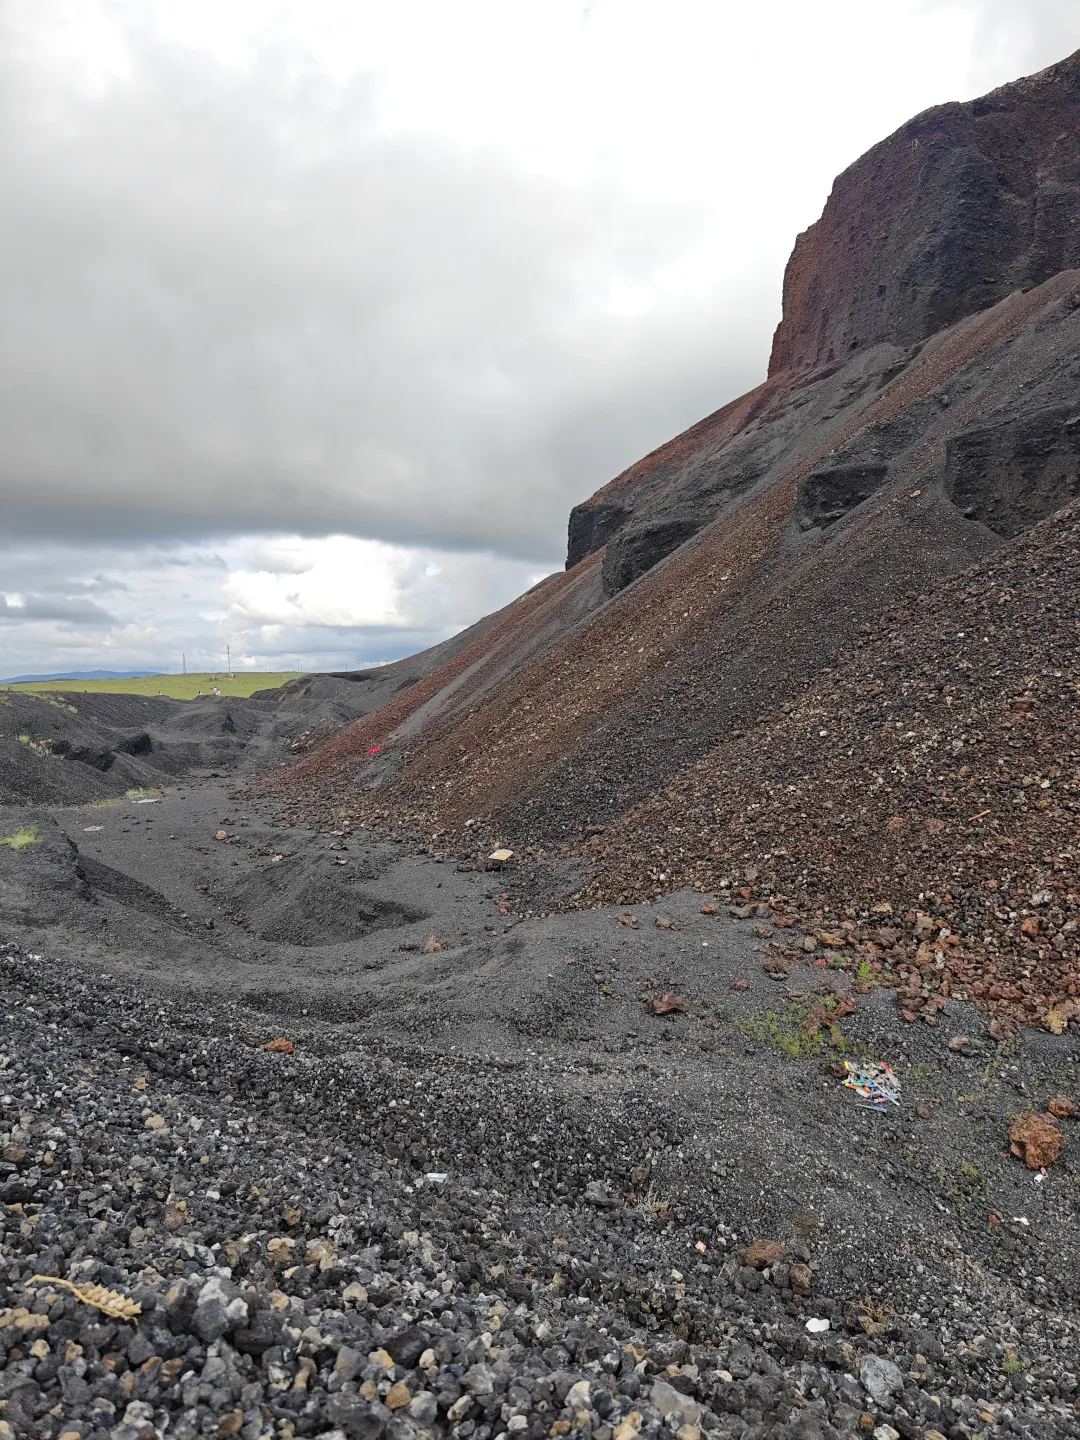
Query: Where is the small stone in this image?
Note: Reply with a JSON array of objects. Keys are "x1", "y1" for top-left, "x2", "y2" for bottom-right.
[
  {"x1": 408, "y1": 1391, "x2": 439, "y2": 1426},
  {"x1": 789, "y1": 1261, "x2": 813, "y2": 1297},
  {"x1": 332, "y1": 1346, "x2": 363, "y2": 1385},
  {"x1": 649, "y1": 1381, "x2": 700, "y2": 1426},
  {"x1": 613, "y1": 1418, "x2": 642, "y2": 1440},
  {"x1": 386, "y1": 1382, "x2": 411, "y2": 1410},
  {"x1": 216, "y1": 1411, "x2": 244, "y2": 1439},
  {"x1": 739, "y1": 1239, "x2": 785, "y2": 1268},
  {"x1": 464, "y1": 1362, "x2": 494, "y2": 1396},
  {"x1": 566, "y1": 1380, "x2": 592, "y2": 1410},
  {"x1": 385, "y1": 1325, "x2": 428, "y2": 1367},
  {"x1": 193, "y1": 1275, "x2": 249, "y2": 1343},
  {"x1": 305, "y1": 1237, "x2": 336, "y2": 1270},
  {"x1": 144, "y1": 1114, "x2": 165, "y2": 1130},
  {"x1": 859, "y1": 1355, "x2": 904, "y2": 1406},
  {"x1": 343, "y1": 1282, "x2": 368, "y2": 1306},
  {"x1": 873, "y1": 1428, "x2": 900, "y2": 1440},
  {"x1": 1009, "y1": 1112, "x2": 1064, "y2": 1168},
  {"x1": 948, "y1": 1035, "x2": 969, "y2": 1051},
  {"x1": 448, "y1": 1395, "x2": 473, "y2": 1421}
]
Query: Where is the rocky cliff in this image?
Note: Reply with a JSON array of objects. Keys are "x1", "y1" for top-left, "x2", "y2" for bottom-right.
[
  {"x1": 566, "y1": 50, "x2": 1080, "y2": 591},
  {"x1": 770, "y1": 49, "x2": 1080, "y2": 378}
]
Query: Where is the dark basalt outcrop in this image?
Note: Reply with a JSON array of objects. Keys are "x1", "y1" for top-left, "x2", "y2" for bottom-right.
[
  {"x1": 558, "y1": 51, "x2": 1080, "y2": 587},
  {"x1": 946, "y1": 403, "x2": 1080, "y2": 537},
  {"x1": 601, "y1": 512, "x2": 702, "y2": 595},
  {"x1": 566, "y1": 499, "x2": 630, "y2": 569},
  {"x1": 795, "y1": 459, "x2": 891, "y2": 531},
  {"x1": 770, "y1": 50, "x2": 1080, "y2": 378}
]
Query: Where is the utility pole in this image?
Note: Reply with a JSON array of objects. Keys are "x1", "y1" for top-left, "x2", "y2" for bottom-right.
[
  {"x1": 182, "y1": 653, "x2": 186, "y2": 676},
  {"x1": 227, "y1": 644, "x2": 232, "y2": 678}
]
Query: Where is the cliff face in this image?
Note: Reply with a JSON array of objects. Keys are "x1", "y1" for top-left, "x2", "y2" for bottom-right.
[{"x1": 769, "y1": 50, "x2": 1080, "y2": 377}]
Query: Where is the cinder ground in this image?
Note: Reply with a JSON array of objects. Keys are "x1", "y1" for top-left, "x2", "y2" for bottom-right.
[{"x1": 0, "y1": 740, "x2": 1077, "y2": 1434}]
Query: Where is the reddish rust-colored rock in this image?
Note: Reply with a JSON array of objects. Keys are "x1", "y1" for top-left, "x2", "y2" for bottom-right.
[
  {"x1": 789, "y1": 1261, "x2": 813, "y2": 1297},
  {"x1": 647, "y1": 992, "x2": 689, "y2": 1016},
  {"x1": 1009, "y1": 1113, "x2": 1064, "y2": 1169},
  {"x1": 740, "y1": 1240, "x2": 786, "y2": 1269}
]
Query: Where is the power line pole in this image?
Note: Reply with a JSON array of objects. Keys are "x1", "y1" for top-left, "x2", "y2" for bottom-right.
[
  {"x1": 226, "y1": 644, "x2": 232, "y2": 677},
  {"x1": 182, "y1": 652, "x2": 186, "y2": 675}
]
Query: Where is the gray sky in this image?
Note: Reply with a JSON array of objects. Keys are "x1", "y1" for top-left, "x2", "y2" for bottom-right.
[{"x1": 2, "y1": 0, "x2": 1078, "y2": 678}]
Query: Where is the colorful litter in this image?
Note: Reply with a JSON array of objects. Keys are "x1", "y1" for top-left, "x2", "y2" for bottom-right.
[
  {"x1": 841, "y1": 1059, "x2": 901, "y2": 1113},
  {"x1": 367, "y1": 745, "x2": 383, "y2": 755}
]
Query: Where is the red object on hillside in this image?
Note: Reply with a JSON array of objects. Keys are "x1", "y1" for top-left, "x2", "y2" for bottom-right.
[{"x1": 367, "y1": 745, "x2": 382, "y2": 755}]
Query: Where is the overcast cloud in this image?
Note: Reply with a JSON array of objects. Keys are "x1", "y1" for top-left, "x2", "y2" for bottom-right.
[{"x1": 2, "y1": 0, "x2": 1079, "y2": 678}]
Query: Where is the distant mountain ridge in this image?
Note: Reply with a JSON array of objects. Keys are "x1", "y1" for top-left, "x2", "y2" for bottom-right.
[{"x1": 1, "y1": 669, "x2": 159, "y2": 684}]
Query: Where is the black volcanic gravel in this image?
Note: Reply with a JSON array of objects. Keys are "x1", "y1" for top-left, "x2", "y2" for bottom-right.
[{"x1": 0, "y1": 930, "x2": 1078, "y2": 1438}]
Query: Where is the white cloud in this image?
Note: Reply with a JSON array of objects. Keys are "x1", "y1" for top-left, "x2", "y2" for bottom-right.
[
  {"x1": 0, "y1": 535, "x2": 548, "y2": 679},
  {"x1": 223, "y1": 538, "x2": 405, "y2": 629}
]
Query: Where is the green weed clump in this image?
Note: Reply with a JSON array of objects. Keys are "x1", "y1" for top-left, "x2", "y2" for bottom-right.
[
  {"x1": 17, "y1": 735, "x2": 52, "y2": 758},
  {"x1": 735, "y1": 1002, "x2": 825, "y2": 1060},
  {"x1": 0, "y1": 827, "x2": 40, "y2": 849}
]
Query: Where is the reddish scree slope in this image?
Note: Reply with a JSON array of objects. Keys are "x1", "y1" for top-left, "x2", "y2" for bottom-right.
[
  {"x1": 278, "y1": 55, "x2": 1080, "y2": 1029},
  {"x1": 581, "y1": 496, "x2": 1080, "y2": 1037}
]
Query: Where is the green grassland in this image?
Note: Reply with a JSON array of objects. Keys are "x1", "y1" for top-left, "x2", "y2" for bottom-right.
[{"x1": 2, "y1": 672, "x2": 299, "y2": 701}]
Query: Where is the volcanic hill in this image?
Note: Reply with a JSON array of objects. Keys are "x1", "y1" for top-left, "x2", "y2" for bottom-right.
[{"x1": 284, "y1": 52, "x2": 1080, "y2": 1035}]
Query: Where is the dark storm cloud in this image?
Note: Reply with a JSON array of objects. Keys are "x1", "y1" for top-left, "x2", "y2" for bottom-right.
[{"x1": 0, "y1": 10, "x2": 768, "y2": 566}]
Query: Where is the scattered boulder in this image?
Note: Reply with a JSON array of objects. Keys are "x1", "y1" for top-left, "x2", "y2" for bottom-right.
[
  {"x1": 859, "y1": 1354, "x2": 904, "y2": 1407},
  {"x1": 1009, "y1": 1112, "x2": 1064, "y2": 1168}
]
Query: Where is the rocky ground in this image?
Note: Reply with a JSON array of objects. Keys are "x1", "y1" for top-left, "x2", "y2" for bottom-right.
[{"x1": 0, "y1": 762, "x2": 1078, "y2": 1437}]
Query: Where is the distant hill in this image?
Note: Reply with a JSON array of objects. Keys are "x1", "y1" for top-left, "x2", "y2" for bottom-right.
[{"x1": 0, "y1": 669, "x2": 158, "y2": 684}]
